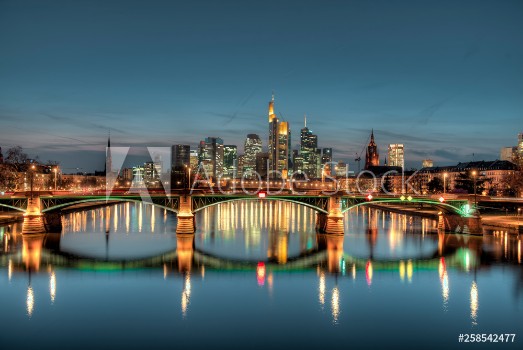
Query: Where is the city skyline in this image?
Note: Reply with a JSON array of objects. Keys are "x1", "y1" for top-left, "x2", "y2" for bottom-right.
[{"x1": 1, "y1": 0, "x2": 522, "y2": 172}]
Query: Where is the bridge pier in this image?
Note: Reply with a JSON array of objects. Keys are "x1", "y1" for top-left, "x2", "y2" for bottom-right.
[
  {"x1": 176, "y1": 196, "x2": 195, "y2": 234},
  {"x1": 316, "y1": 196, "x2": 344, "y2": 234},
  {"x1": 22, "y1": 197, "x2": 46, "y2": 234},
  {"x1": 438, "y1": 213, "x2": 482, "y2": 234}
]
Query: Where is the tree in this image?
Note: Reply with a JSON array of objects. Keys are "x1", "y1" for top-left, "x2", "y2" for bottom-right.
[
  {"x1": 454, "y1": 171, "x2": 487, "y2": 194},
  {"x1": 500, "y1": 170, "x2": 523, "y2": 197},
  {"x1": 427, "y1": 177, "x2": 444, "y2": 193},
  {"x1": 1, "y1": 146, "x2": 29, "y2": 191}
]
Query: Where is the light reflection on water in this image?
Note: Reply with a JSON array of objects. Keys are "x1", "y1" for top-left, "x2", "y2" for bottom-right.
[{"x1": 0, "y1": 201, "x2": 521, "y2": 349}]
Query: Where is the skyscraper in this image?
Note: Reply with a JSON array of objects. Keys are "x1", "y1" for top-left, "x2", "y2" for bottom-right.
[
  {"x1": 300, "y1": 115, "x2": 319, "y2": 178},
  {"x1": 518, "y1": 132, "x2": 523, "y2": 165},
  {"x1": 243, "y1": 134, "x2": 262, "y2": 178},
  {"x1": 277, "y1": 121, "x2": 291, "y2": 179},
  {"x1": 268, "y1": 94, "x2": 279, "y2": 177},
  {"x1": 189, "y1": 150, "x2": 198, "y2": 172},
  {"x1": 172, "y1": 144, "x2": 190, "y2": 188},
  {"x1": 198, "y1": 137, "x2": 224, "y2": 181},
  {"x1": 321, "y1": 148, "x2": 332, "y2": 164},
  {"x1": 223, "y1": 145, "x2": 238, "y2": 179},
  {"x1": 0, "y1": 147, "x2": 3, "y2": 164},
  {"x1": 364, "y1": 130, "x2": 379, "y2": 170},
  {"x1": 388, "y1": 144, "x2": 404, "y2": 169},
  {"x1": 256, "y1": 152, "x2": 269, "y2": 179}
]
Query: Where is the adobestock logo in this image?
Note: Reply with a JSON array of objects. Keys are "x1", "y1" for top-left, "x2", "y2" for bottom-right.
[{"x1": 105, "y1": 147, "x2": 422, "y2": 197}]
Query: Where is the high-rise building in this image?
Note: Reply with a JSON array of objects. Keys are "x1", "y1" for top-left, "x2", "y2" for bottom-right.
[
  {"x1": 388, "y1": 144, "x2": 404, "y2": 169},
  {"x1": 143, "y1": 162, "x2": 159, "y2": 187},
  {"x1": 292, "y1": 150, "x2": 304, "y2": 175},
  {"x1": 256, "y1": 152, "x2": 269, "y2": 179},
  {"x1": 198, "y1": 137, "x2": 224, "y2": 181},
  {"x1": 122, "y1": 168, "x2": 133, "y2": 181},
  {"x1": 277, "y1": 121, "x2": 291, "y2": 179},
  {"x1": 237, "y1": 155, "x2": 244, "y2": 178},
  {"x1": 0, "y1": 146, "x2": 3, "y2": 164},
  {"x1": 321, "y1": 148, "x2": 332, "y2": 164},
  {"x1": 422, "y1": 159, "x2": 434, "y2": 168},
  {"x1": 243, "y1": 134, "x2": 262, "y2": 178},
  {"x1": 268, "y1": 94, "x2": 278, "y2": 177},
  {"x1": 267, "y1": 94, "x2": 291, "y2": 179},
  {"x1": 223, "y1": 145, "x2": 238, "y2": 179},
  {"x1": 171, "y1": 144, "x2": 190, "y2": 188},
  {"x1": 364, "y1": 130, "x2": 379, "y2": 169},
  {"x1": 132, "y1": 166, "x2": 144, "y2": 187},
  {"x1": 189, "y1": 150, "x2": 198, "y2": 172},
  {"x1": 499, "y1": 147, "x2": 514, "y2": 162},
  {"x1": 300, "y1": 115, "x2": 319, "y2": 178}
]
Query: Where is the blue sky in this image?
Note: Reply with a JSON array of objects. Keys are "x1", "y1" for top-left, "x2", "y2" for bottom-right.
[{"x1": 0, "y1": 0, "x2": 522, "y2": 172}]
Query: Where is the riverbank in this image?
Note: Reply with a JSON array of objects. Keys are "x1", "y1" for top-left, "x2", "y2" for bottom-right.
[{"x1": 369, "y1": 203, "x2": 523, "y2": 233}]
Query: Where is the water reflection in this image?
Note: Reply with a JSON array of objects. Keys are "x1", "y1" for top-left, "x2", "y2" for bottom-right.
[
  {"x1": 470, "y1": 281, "x2": 479, "y2": 326},
  {"x1": 0, "y1": 201, "x2": 521, "y2": 329}
]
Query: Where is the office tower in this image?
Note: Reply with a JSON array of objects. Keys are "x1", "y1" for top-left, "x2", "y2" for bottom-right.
[
  {"x1": 132, "y1": 166, "x2": 144, "y2": 187},
  {"x1": 198, "y1": 137, "x2": 224, "y2": 181},
  {"x1": 278, "y1": 121, "x2": 291, "y2": 179},
  {"x1": 122, "y1": 168, "x2": 133, "y2": 181},
  {"x1": 292, "y1": 150, "x2": 304, "y2": 175},
  {"x1": 189, "y1": 150, "x2": 199, "y2": 172},
  {"x1": 321, "y1": 148, "x2": 332, "y2": 164},
  {"x1": 256, "y1": 152, "x2": 269, "y2": 179},
  {"x1": 237, "y1": 155, "x2": 244, "y2": 178},
  {"x1": 243, "y1": 134, "x2": 262, "y2": 178},
  {"x1": 518, "y1": 133, "x2": 523, "y2": 166},
  {"x1": 171, "y1": 144, "x2": 190, "y2": 188},
  {"x1": 268, "y1": 94, "x2": 278, "y2": 177},
  {"x1": 223, "y1": 145, "x2": 238, "y2": 179},
  {"x1": 300, "y1": 115, "x2": 319, "y2": 178},
  {"x1": 364, "y1": 130, "x2": 379, "y2": 169},
  {"x1": 388, "y1": 144, "x2": 404, "y2": 169}
]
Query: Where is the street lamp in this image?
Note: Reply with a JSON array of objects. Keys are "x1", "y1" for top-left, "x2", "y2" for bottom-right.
[
  {"x1": 29, "y1": 165, "x2": 36, "y2": 199},
  {"x1": 471, "y1": 170, "x2": 477, "y2": 210},
  {"x1": 443, "y1": 172, "x2": 448, "y2": 194}
]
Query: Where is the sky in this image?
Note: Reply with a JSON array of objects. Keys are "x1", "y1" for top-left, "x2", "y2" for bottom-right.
[{"x1": 0, "y1": 0, "x2": 522, "y2": 172}]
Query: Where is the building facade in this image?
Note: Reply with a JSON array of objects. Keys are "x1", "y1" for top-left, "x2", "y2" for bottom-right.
[
  {"x1": 223, "y1": 145, "x2": 238, "y2": 179},
  {"x1": 388, "y1": 144, "x2": 404, "y2": 169},
  {"x1": 243, "y1": 134, "x2": 262, "y2": 178}
]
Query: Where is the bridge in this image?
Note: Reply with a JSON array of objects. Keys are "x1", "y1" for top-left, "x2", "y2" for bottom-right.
[{"x1": 0, "y1": 192, "x2": 479, "y2": 234}]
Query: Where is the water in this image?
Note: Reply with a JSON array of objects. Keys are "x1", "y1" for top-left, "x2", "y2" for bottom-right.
[{"x1": 0, "y1": 201, "x2": 521, "y2": 349}]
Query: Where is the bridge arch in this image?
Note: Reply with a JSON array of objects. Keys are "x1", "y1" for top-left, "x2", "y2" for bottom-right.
[
  {"x1": 41, "y1": 197, "x2": 179, "y2": 214},
  {"x1": 0, "y1": 203, "x2": 26, "y2": 212},
  {"x1": 341, "y1": 198, "x2": 467, "y2": 216},
  {"x1": 191, "y1": 196, "x2": 329, "y2": 214}
]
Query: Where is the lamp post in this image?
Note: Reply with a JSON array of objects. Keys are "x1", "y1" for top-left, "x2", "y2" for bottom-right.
[
  {"x1": 29, "y1": 165, "x2": 36, "y2": 199},
  {"x1": 471, "y1": 170, "x2": 477, "y2": 210},
  {"x1": 443, "y1": 172, "x2": 448, "y2": 194},
  {"x1": 518, "y1": 208, "x2": 521, "y2": 226}
]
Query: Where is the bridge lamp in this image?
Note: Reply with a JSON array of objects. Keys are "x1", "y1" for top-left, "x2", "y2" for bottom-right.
[
  {"x1": 407, "y1": 196, "x2": 412, "y2": 201},
  {"x1": 366, "y1": 194, "x2": 373, "y2": 201},
  {"x1": 400, "y1": 195, "x2": 405, "y2": 201},
  {"x1": 439, "y1": 196, "x2": 445, "y2": 203},
  {"x1": 258, "y1": 192, "x2": 266, "y2": 199}
]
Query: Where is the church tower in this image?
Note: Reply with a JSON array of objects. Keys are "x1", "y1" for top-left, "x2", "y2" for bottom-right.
[{"x1": 364, "y1": 129, "x2": 380, "y2": 169}]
